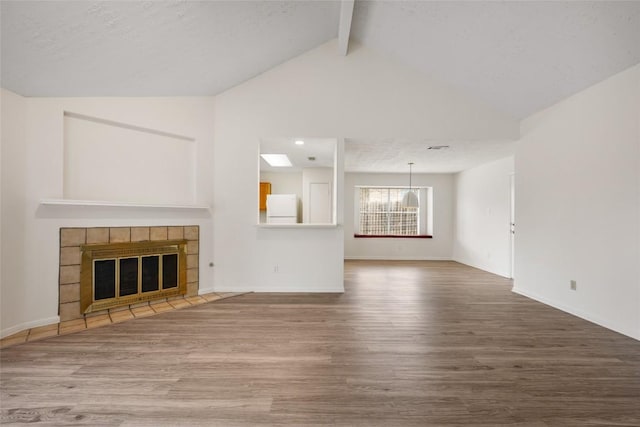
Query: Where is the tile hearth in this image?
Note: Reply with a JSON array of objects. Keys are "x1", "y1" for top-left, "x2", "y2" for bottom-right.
[{"x1": 0, "y1": 292, "x2": 247, "y2": 349}]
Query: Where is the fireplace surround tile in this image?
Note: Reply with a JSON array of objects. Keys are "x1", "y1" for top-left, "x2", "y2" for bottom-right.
[
  {"x1": 187, "y1": 268, "x2": 199, "y2": 283},
  {"x1": 150, "y1": 226, "x2": 168, "y2": 241},
  {"x1": 186, "y1": 283, "x2": 197, "y2": 295},
  {"x1": 131, "y1": 227, "x2": 150, "y2": 242},
  {"x1": 109, "y1": 227, "x2": 131, "y2": 243},
  {"x1": 187, "y1": 240, "x2": 199, "y2": 254},
  {"x1": 187, "y1": 254, "x2": 199, "y2": 268},
  {"x1": 168, "y1": 226, "x2": 184, "y2": 240},
  {"x1": 61, "y1": 228, "x2": 86, "y2": 247},
  {"x1": 184, "y1": 226, "x2": 198, "y2": 240},
  {"x1": 86, "y1": 227, "x2": 109, "y2": 244},
  {"x1": 59, "y1": 265, "x2": 81, "y2": 285},
  {"x1": 60, "y1": 301, "x2": 82, "y2": 321},
  {"x1": 60, "y1": 283, "x2": 80, "y2": 304},
  {"x1": 58, "y1": 225, "x2": 199, "y2": 322},
  {"x1": 60, "y1": 247, "x2": 81, "y2": 266}
]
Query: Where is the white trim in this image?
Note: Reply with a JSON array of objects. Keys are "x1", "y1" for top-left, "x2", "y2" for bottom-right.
[
  {"x1": 512, "y1": 286, "x2": 639, "y2": 341},
  {"x1": 213, "y1": 285, "x2": 345, "y2": 293},
  {"x1": 64, "y1": 111, "x2": 195, "y2": 142},
  {"x1": 344, "y1": 256, "x2": 452, "y2": 261},
  {"x1": 338, "y1": 0, "x2": 355, "y2": 56},
  {"x1": 40, "y1": 199, "x2": 211, "y2": 211},
  {"x1": 1, "y1": 316, "x2": 60, "y2": 339}
]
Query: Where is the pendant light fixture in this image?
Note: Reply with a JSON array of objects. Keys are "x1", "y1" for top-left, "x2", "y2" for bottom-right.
[{"x1": 402, "y1": 162, "x2": 419, "y2": 209}]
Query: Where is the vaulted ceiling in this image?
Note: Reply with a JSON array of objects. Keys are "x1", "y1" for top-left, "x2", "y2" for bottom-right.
[
  {"x1": 2, "y1": 1, "x2": 639, "y2": 172},
  {"x1": 0, "y1": 1, "x2": 341, "y2": 97},
  {"x1": 352, "y1": 1, "x2": 640, "y2": 120}
]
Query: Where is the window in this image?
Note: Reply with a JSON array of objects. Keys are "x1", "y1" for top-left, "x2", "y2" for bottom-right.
[{"x1": 356, "y1": 187, "x2": 426, "y2": 237}]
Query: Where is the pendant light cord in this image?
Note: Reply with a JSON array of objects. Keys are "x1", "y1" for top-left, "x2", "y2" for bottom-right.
[{"x1": 408, "y1": 162, "x2": 413, "y2": 192}]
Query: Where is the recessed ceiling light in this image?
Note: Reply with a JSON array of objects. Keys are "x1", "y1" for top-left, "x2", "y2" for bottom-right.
[
  {"x1": 295, "y1": 140, "x2": 305, "y2": 145},
  {"x1": 261, "y1": 154, "x2": 292, "y2": 167},
  {"x1": 427, "y1": 145, "x2": 450, "y2": 150}
]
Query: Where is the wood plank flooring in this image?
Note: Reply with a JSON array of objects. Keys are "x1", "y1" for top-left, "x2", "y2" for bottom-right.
[
  {"x1": 1, "y1": 260, "x2": 639, "y2": 426},
  {"x1": 0, "y1": 292, "x2": 246, "y2": 349}
]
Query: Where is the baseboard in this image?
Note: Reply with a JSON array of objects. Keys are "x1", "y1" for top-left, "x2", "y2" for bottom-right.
[
  {"x1": 512, "y1": 286, "x2": 639, "y2": 341},
  {"x1": 1, "y1": 315, "x2": 60, "y2": 339},
  {"x1": 452, "y1": 257, "x2": 510, "y2": 278},
  {"x1": 212, "y1": 285, "x2": 345, "y2": 293},
  {"x1": 344, "y1": 256, "x2": 452, "y2": 261}
]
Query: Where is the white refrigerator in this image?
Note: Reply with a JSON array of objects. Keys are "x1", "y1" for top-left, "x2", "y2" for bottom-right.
[{"x1": 266, "y1": 194, "x2": 297, "y2": 224}]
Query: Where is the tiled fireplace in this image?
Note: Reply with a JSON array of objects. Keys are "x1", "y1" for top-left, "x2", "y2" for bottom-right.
[{"x1": 59, "y1": 226, "x2": 199, "y2": 321}]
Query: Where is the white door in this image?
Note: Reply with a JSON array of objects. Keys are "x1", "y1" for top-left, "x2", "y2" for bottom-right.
[{"x1": 309, "y1": 182, "x2": 331, "y2": 223}]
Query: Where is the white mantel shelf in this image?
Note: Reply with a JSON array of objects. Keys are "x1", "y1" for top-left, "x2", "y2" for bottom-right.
[{"x1": 40, "y1": 199, "x2": 211, "y2": 212}]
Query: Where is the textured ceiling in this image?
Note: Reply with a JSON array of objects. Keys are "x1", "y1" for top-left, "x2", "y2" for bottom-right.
[
  {"x1": 351, "y1": 1, "x2": 640, "y2": 119},
  {"x1": 0, "y1": 1, "x2": 340, "y2": 96},
  {"x1": 2, "y1": 1, "x2": 639, "y2": 173},
  {"x1": 345, "y1": 138, "x2": 515, "y2": 174}
]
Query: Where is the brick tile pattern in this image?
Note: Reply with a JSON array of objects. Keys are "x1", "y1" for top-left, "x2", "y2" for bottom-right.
[{"x1": 58, "y1": 225, "x2": 200, "y2": 323}]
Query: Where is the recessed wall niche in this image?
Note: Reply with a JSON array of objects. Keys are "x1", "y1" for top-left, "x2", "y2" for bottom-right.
[{"x1": 63, "y1": 112, "x2": 196, "y2": 205}]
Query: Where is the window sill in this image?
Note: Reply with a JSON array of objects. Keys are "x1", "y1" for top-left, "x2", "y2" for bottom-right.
[{"x1": 354, "y1": 234, "x2": 432, "y2": 239}]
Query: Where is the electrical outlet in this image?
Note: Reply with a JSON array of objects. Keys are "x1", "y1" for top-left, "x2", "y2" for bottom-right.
[
  {"x1": 570, "y1": 280, "x2": 577, "y2": 291},
  {"x1": 273, "y1": 265, "x2": 279, "y2": 273}
]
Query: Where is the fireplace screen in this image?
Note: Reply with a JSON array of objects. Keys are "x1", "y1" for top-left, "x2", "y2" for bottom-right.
[{"x1": 80, "y1": 240, "x2": 187, "y2": 313}]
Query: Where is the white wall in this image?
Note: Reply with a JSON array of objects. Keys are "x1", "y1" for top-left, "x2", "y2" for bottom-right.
[
  {"x1": 0, "y1": 92, "x2": 215, "y2": 337},
  {"x1": 260, "y1": 171, "x2": 303, "y2": 198},
  {"x1": 453, "y1": 156, "x2": 514, "y2": 277},
  {"x1": 514, "y1": 64, "x2": 640, "y2": 340},
  {"x1": 344, "y1": 172, "x2": 454, "y2": 260},
  {"x1": 212, "y1": 39, "x2": 516, "y2": 293},
  {"x1": 1, "y1": 89, "x2": 28, "y2": 335},
  {"x1": 259, "y1": 171, "x2": 303, "y2": 223},
  {"x1": 1, "y1": 38, "x2": 519, "y2": 334},
  {"x1": 64, "y1": 113, "x2": 196, "y2": 205}
]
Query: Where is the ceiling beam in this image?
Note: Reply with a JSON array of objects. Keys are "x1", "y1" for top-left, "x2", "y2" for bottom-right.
[{"x1": 338, "y1": 0, "x2": 355, "y2": 56}]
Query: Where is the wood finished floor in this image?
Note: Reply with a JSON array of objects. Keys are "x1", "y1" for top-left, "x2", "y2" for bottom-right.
[{"x1": 1, "y1": 260, "x2": 639, "y2": 426}]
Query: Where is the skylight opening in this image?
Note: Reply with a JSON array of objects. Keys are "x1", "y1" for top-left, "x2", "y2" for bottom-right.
[{"x1": 260, "y1": 154, "x2": 292, "y2": 167}]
